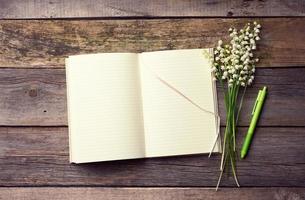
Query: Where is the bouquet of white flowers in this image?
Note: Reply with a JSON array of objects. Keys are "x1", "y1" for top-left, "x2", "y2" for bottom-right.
[{"x1": 211, "y1": 22, "x2": 261, "y2": 190}]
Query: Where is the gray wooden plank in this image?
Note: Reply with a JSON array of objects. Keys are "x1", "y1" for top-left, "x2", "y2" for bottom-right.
[
  {"x1": 0, "y1": 127, "x2": 304, "y2": 186},
  {"x1": 1, "y1": 19, "x2": 305, "y2": 68},
  {"x1": 0, "y1": 68, "x2": 304, "y2": 126},
  {"x1": 0, "y1": 0, "x2": 304, "y2": 18},
  {"x1": 0, "y1": 68, "x2": 66, "y2": 126},
  {"x1": 0, "y1": 187, "x2": 304, "y2": 200}
]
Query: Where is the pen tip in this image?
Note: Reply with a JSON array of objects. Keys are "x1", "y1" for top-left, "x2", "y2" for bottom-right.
[{"x1": 240, "y1": 152, "x2": 245, "y2": 159}]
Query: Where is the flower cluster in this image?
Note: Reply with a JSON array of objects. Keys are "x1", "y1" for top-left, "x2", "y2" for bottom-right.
[{"x1": 212, "y1": 22, "x2": 261, "y2": 87}]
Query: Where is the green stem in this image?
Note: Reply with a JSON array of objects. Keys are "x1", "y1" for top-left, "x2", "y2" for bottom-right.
[
  {"x1": 220, "y1": 90, "x2": 230, "y2": 170},
  {"x1": 216, "y1": 149, "x2": 229, "y2": 191},
  {"x1": 218, "y1": 83, "x2": 241, "y2": 189},
  {"x1": 236, "y1": 86, "x2": 247, "y2": 125}
]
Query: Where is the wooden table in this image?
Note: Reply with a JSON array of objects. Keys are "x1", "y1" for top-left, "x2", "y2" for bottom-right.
[{"x1": 0, "y1": 1, "x2": 305, "y2": 199}]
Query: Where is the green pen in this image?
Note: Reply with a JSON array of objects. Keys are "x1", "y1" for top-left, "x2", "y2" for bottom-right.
[{"x1": 240, "y1": 86, "x2": 267, "y2": 159}]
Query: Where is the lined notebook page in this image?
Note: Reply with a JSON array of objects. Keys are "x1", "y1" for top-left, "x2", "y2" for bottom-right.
[
  {"x1": 66, "y1": 53, "x2": 145, "y2": 163},
  {"x1": 139, "y1": 49, "x2": 219, "y2": 157}
]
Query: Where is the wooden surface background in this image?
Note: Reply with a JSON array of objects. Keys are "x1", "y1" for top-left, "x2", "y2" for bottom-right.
[{"x1": 0, "y1": 1, "x2": 305, "y2": 199}]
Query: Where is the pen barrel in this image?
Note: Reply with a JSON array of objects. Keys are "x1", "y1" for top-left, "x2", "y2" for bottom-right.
[{"x1": 241, "y1": 87, "x2": 267, "y2": 158}]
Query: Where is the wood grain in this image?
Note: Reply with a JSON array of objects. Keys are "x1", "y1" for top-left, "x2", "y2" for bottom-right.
[
  {"x1": 0, "y1": 126, "x2": 304, "y2": 187},
  {"x1": 1, "y1": 18, "x2": 305, "y2": 68},
  {"x1": 0, "y1": 68, "x2": 66, "y2": 126},
  {"x1": 0, "y1": 67, "x2": 304, "y2": 126},
  {"x1": 0, "y1": 0, "x2": 305, "y2": 18},
  {"x1": 0, "y1": 1, "x2": 304, "y2": 196},
  {"x1": 0, "y1": 187, "x2": 304, "y2": 200}
]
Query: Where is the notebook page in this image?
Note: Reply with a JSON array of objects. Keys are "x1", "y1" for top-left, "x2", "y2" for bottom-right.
[
  {"x1": 139, "y1": 49, "x2": 219, "y2": 157},
  {"x1": 66, "y1": 53, "x2": 145, "y2": 163}
]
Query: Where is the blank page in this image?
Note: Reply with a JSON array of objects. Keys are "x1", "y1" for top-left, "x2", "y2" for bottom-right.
[
  {"x1": 139, "y1": 49, "x2": 219, "y2": 157},
  {"x1": 66, "y1": 53, "x2": 145, "y2": 163}
]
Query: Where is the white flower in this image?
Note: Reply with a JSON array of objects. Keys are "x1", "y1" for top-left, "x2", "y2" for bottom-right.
[
  {"x1": 211, "y1": 22, "x2": 260, "y2": 87},
  {"x1": 244, "y1": 58, "x2": 249, "y2": 64}
]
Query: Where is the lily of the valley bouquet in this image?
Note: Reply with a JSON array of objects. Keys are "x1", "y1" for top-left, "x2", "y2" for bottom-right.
[{"x1": 209, "y1": 22, "x2": 261, "y2": 189}]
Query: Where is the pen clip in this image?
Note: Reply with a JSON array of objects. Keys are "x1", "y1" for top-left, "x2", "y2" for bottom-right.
[{"x1": 252, "y1": 90, "x2": 262, "y2": 115}]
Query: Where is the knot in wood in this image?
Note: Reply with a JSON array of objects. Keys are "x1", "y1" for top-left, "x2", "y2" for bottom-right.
[{"x1": 29, "y1": 88, "x2": 38, "y2": 97}]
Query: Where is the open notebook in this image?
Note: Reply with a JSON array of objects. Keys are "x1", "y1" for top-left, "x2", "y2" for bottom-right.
[{"x1": 66, "y1": 49, "x2": 219, "y2": 163}]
